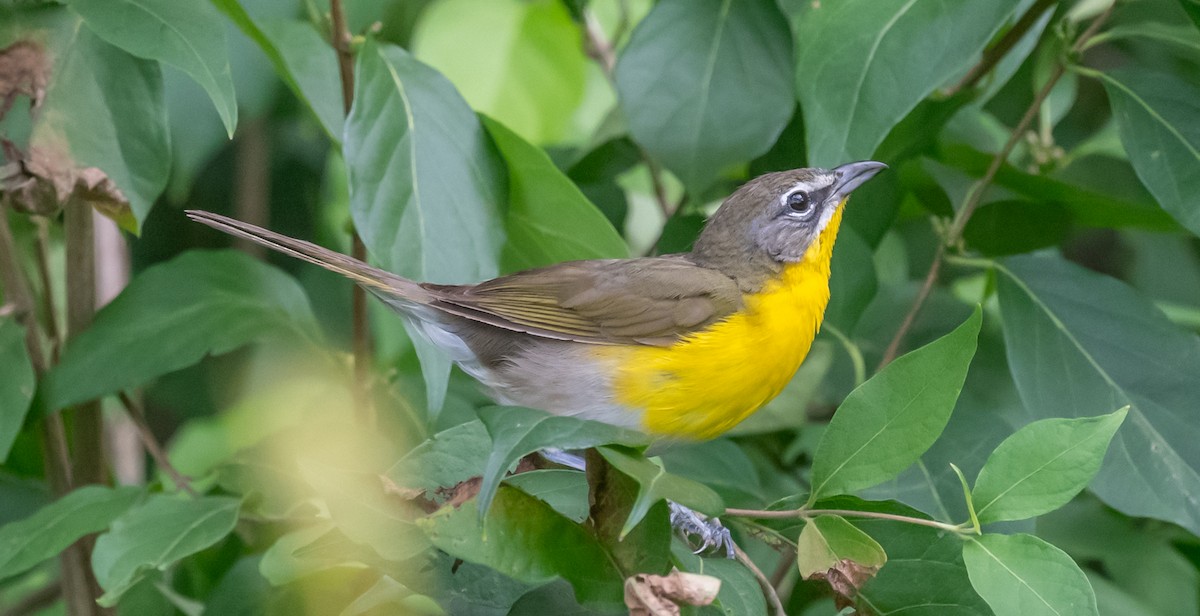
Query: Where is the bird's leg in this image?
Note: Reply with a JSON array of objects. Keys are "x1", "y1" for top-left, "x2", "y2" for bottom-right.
[
  {"x1": 540, "y1": 448, "x2": 586, "y2": 471},
  {"x1": 669, "y1": 502, "x2": 735, "y2": 559},
  {"x1": 538, "y1": 449, "x2": 735, "y2": 559}
]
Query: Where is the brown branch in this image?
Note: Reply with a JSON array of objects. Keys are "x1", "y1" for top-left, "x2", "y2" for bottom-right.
[
  {"x1": 944, "y1": 0, "x2": 1058, "y2": 97},
  {"x1": 731, "y1": 540, "x2": 787, "y2": 616},
  {"x1": 726, "y1": 507, "x2": 966, "y2": 534},
  {"x1": 329, "y1": 0, "x2": 374, "y2": 424},
  {"x1": 117, "y1": 392, "x2": 197, "y2": 498},
  {"x1": 878, "y1": 3, "x2": 1117, "y2": 368},
  {"x1": 65, "y1": 200, "x2": 106, "y2": 489},
  {"x1": 233, "y1": 119, "x2": 270, "y2": 259}
]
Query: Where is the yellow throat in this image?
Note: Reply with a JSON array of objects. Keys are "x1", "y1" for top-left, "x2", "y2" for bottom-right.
[{"x1": 600, "y1": 203, "x2": 846, "y2": 439}]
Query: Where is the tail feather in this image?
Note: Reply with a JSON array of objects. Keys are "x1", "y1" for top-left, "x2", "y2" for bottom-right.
[{"x1": 185, "y1": 210, "x2": 431, "y2": 304}]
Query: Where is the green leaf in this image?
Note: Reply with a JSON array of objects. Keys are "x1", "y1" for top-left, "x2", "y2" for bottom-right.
[
  {"x1": 793, "y1": 0, "x2": 1020, "y2": 166},
  {"x1": 418, "y1": 485, "x2": 625, "y2": 610},
  {"x1": 481, "y1": 115, "x2": 628, "y2": 272},
  {"x1": 996, "y1": 254, "x2": 1200, "y2": 536},
  {"x1": 1092, "y1": 21, "x2": 1200, "y2": 55},
  {"x1": 41, "y1": 250, "x2": 317, "y2": 412},
  {"x1": 852, "y1": 499, "x2": 991, "y2": 615},
  {"x1": 963, "y1": 200, "x2": 1072, "y2": 257},
  {"x1": 413, "y1": 0, "x2": 587, "y2": 144},
  {"x1": 0, "y1": 485, "x2": 141, "y2": 579},
  {"x1": 256, "y1": 20, "x2": 344, "y2": 140},
  {"x1": 209, "y1": 2, "x2": 342, "y2": 140},
  {"x1": 615, "y1": 0, "x2": 794, "y2": 192},
  {"x1": 935, "y1": 144, "x2": 1179, "y2": 232},
  {"x1": 963, "y1": 533, "x2": 1098, "y2": 616},
  {"x1": 809, "y1": 307, "x2": 981, "y2": 502},
  {"x1": 1, "y1": 6, "x2": 169, "y2": 231},
  {"x1": 476, "y1": 406, "x2": 649, "y2": 516},
  {"x1": 796, "y1": 515, "x2": 887, "y2": 579},
  {"x1": 0, "y1": 318, "x2": 34, "y2": 461},
  {"x1": 386, "y1": 419, "x2": 491, "y2": 494},
  {"x1": 92, "y1": 495, "x2": 241, "y2": 606},
  {"x1": 505, "y1": 469, "x2": 589, "y2": 523},
  {"x1": 972, "y1": 408, "x2": 1128, "y2": 525},
  {"x1": 596, "y1": 445, "x2": 724, "y2": 537},
  {"x1": 67, "y1": 0, "x2": 237, "y2": 136},
  {"x1": 670, "y1": 549, "x2": 768, "y2": 616},
  {"x1": 345, "y1": 39, "x2": 506, "y2": 411},
  {"x1": 1089, "y1": 65, "x2": 1200, "y2": 237}
]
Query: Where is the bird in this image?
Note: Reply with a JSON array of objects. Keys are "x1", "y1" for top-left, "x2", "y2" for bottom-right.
[{"x1": 187, "y1": 160, "x2": 885, "y2": 441}]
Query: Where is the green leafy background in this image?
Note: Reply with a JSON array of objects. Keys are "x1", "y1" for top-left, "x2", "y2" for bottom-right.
[{"x1": 1, "y1": 0, "x2": 1199, "y2": 614}]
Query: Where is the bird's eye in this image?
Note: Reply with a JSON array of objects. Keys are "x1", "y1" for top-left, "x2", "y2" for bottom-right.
[{"x1": 786, "y1": 191, "x2": 812, "y2": 214}]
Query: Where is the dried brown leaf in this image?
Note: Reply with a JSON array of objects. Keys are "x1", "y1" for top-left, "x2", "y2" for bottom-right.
[
  {"x1": 809, "y1": 558, "x2": 880, "y2": 608},
  {"x1": 624, "y1": 570, "x2": 720, "y2": 616}
]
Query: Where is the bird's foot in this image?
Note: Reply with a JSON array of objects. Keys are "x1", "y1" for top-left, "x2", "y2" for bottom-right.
[{"x1": 670, "y1": 502, "x2": 735, "y2": 559}]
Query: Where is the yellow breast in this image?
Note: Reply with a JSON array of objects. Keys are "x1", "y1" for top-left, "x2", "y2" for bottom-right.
[{"x1": 598, "y1": 207, "x2": 843, "y2": 439}]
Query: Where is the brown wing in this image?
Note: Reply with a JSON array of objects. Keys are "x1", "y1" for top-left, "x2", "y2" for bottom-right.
[{"x1": 424, "y1": 256, "x2": 743, "y2": 346}]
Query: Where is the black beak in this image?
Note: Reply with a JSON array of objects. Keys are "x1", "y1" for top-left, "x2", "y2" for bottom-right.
[{"x1": 831, "y1": 160, "x2": 888, "y2": 202}]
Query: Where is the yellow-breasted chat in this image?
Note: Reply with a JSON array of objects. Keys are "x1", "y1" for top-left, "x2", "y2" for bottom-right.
[{"x1": 187, "y1": 160, "x2": 886, "y2": 440}]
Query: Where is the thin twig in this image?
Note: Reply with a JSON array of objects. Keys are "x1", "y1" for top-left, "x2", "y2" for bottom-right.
[
  {"x1": 32, "y1": 218, "x2": 60, "y2": 360},
  {"x1": 944, "y1": 0, "x2": 1058, "y2": 97},
  {"x1": 581, "y1": 8, "x2": 676, "y2": 220},
  {"x1": 726, "y1": 507, "x2": 966, "y2": 534},
  {"x1": 731, "y1": 540, "x2": 787, "y2": 616},
  {"x1": 117, "y1": 392, "x2": 197, "y2": 498},
  {"x1": 329, "y1": 0, "x2": 374, "y2": 425},
  {"x1": 769, "y1": 550, "x2": 797, "y2": 591},
  {"x1": 878, "y1": 4, "x2": 1117, "y2": 368}
]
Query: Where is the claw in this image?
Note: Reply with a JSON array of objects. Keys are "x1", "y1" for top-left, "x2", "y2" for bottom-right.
[{"x1": 669, "y1": 502, "x2": 735, "y2": 559}]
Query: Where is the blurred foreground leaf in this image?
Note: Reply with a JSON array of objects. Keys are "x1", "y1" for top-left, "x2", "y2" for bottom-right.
[
  {"x1": 92, "y1": 495, "x2": 240, "y2": 606},
  {"x1": 419, "y1": 486, "x2": 625, "y2": 610},
  {"x1": 42, "y1": 250, "x2": 318, "y2": 411}
]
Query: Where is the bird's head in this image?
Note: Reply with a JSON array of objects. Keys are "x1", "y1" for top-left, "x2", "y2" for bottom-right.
[{"x1": 691, "y1": 161, "x2": 886, "y2": 287}]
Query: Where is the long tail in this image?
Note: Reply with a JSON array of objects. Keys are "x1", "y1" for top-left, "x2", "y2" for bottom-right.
[{"x1": 185, "y1": 210, "x2": 432, "y2": 304}]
